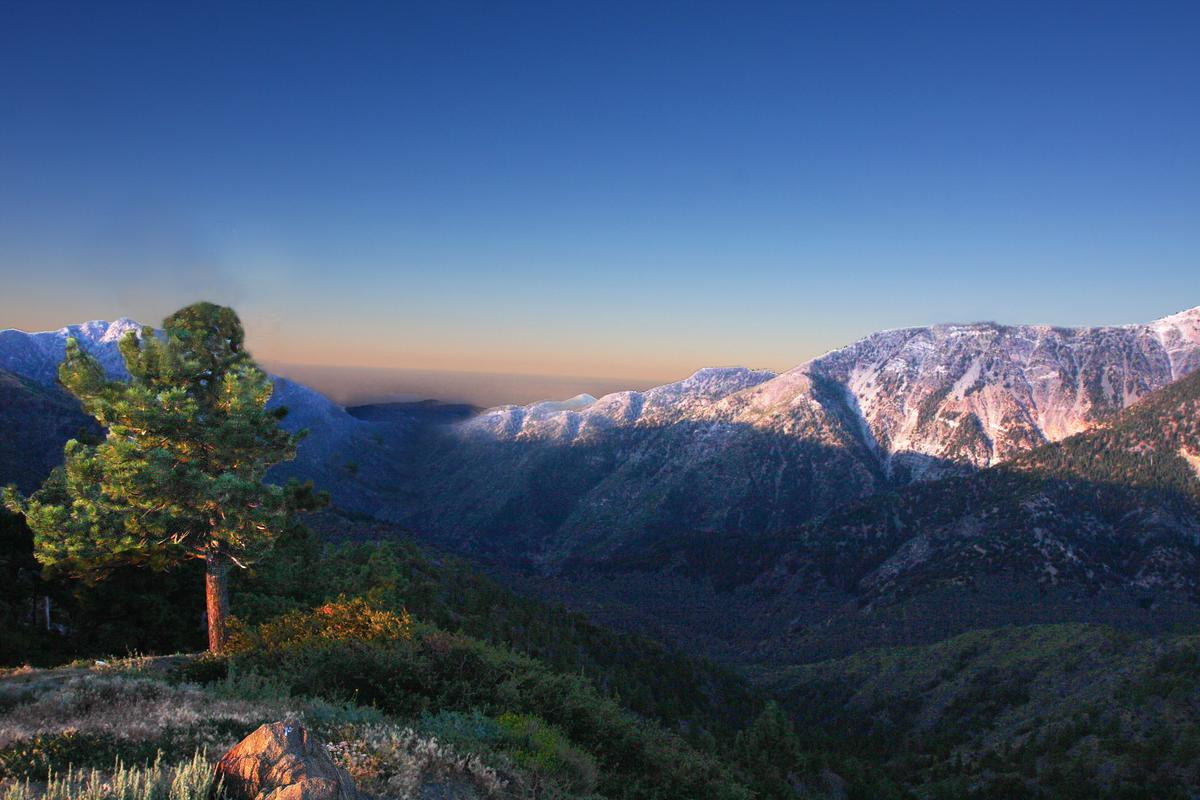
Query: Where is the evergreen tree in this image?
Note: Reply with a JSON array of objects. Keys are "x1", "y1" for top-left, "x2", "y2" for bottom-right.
[
  {"x1": 735, "y1": 701, "x2": 804, "y2": 798},
  {"x1": 3, "y1": 302, "x2": 323, "y2": 653}
]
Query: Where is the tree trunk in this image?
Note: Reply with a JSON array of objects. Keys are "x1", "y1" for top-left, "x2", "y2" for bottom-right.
[{"x1": 205, "y1": 548, "x2": 231, "y2": 654}]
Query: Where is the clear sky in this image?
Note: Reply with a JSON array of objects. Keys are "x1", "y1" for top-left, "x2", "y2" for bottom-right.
[{"x1": 2, "y1": 1, "x2": 1198, "y2": 393}]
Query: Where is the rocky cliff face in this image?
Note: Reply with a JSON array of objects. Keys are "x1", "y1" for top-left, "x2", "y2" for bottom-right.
[{"x1": 807, "y1": 307, "x2": 1200, "y2": 475}]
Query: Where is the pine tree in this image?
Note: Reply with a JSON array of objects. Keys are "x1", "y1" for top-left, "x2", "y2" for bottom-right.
[
  {"x1": 735, "y1": 701, "x2": 804, "y2": 798},
  {"x1": 3, "y1": 302, "x2": 324, "y2": 653}
]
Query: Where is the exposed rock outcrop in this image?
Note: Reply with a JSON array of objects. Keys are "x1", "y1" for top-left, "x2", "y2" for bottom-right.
[{"x1": 217, "y1": 722, "x2": 360, "y2": 800}]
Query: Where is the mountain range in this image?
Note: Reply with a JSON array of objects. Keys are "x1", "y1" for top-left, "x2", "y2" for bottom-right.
[
  {"x1": 399, "y1": 305, "x2": 1200, "y2": 566},
  {"x1": 4, "y1": 306, "x2": 1200, "y2": 667}
]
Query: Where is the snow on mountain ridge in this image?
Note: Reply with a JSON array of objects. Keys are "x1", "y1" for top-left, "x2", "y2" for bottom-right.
[
  {"x1": 461, "y1": 306, "x2": 1200, "y2": 474},
  {"x1": 0, "y1": 319, "x2": 144, "y2": 384},
  {"x1": 1149, "y1": 306, "x2": 1200, "y2": 380},
  {"x1": 462, "y1": 366, "x2": 776, "y2": 443}
]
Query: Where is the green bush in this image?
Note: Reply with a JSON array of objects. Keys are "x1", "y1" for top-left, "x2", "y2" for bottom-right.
[
  {"x1": 416, "y1": 710, "x2": 505, "y2": 751},
  {"x1": 496, "y1": 713, "x2": 598, "y2": 795},
  {"x1": 170, "y1": 654, "x2": 227, "y2": 685}
]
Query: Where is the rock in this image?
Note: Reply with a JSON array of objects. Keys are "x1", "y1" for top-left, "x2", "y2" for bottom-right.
[{"x1": 217, "y1": 721, "x2": 360, "y2": 800}]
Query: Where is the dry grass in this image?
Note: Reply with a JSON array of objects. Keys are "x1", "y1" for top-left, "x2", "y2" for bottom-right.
[
  {"x1": 0, "y1": 673, "x2": 288, "y2": 751},
  {"x1": 0, "y1": 751, "x2": 217, "y2": 800}
]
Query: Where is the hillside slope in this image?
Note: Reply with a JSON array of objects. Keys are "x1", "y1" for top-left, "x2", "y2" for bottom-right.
[
  {"x1": 0, "y1": 368, "x2": 95, "y2": 493},
  {"x1": 528, "y1": 366, "x2": 1200, "y2": 664},
  {"x1": 760, "y1": 623, "x2": 1200, "y2": 798}
]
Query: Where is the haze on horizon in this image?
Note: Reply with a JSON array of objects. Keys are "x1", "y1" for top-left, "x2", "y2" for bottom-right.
[{"x1": 2, "y1": 2, "x2": 1198, "y2": 405}]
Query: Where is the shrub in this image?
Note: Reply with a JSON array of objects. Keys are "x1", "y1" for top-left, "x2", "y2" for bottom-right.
[
  {"x1": 170, "y1": 655, "x2": 227, "y2": 686},
  {"x1": 416, "y1": 711, "x2": 505, "y2": 752},
  {"x1": 1, "y1": 732, "x2": 142, "y2": 778},
  {"x1": 324, "y1": 724, "x2": 505, "y2": 798},
  {"x1": 228, "y1": 598, "x2": 411, "y2": 653},
  {"x1": 496, "y1": 713, "x2": 597, "y2": 795}
]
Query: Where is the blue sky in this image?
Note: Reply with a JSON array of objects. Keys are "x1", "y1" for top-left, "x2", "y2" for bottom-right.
[{"x1": 1, "y1": 1, "x2": 1198, "y2": 388}]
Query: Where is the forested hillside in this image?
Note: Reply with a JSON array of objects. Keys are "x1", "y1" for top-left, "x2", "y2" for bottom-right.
[{"x1": 758, "y1": 624, "x2": 1200, "y2": 799}]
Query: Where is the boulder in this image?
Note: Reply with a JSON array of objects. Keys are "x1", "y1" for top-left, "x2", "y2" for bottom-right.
[{"x1": 217, "y1": 721, "x2": 360, "y2": 800}]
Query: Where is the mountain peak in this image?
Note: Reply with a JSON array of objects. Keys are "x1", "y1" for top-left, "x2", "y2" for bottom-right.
[{"x1": 100, "y1": 317, "x2": 143, "y2": 341}]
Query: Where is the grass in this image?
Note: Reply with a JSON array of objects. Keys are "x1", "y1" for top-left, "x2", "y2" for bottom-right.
[
  {"x1": 1, "y1": 751, "x2": 218, "y2": 800},
  {"x1": 0, "y1": 665, "x2": 294, "y2": 775}
]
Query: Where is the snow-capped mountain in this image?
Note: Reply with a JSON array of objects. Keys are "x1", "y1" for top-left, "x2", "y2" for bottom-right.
[
  {"x1": 464, "y1": 368, "x2": 775, "y2": 442},
  {"x1": 464, "y1": 306, "x2": 1200, "y2": 473},
  {"x1": 405, "y1": 306, "x2": 1200, "y2": 563},
  {"x1": 0, "y1": 318, "x2": 143, "y2": 384}
]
